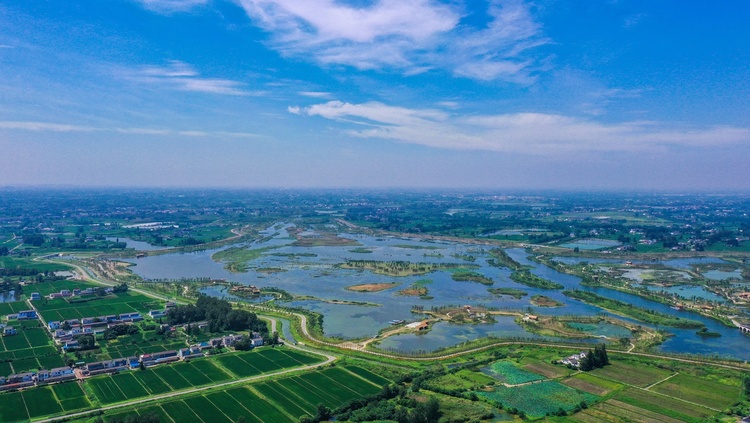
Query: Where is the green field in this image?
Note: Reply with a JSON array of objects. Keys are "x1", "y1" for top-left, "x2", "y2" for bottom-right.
[
  {"x1": 482, "y1": 361, "x2": 545, "y2": 385},
  {"x1": 344, "y1": 365, "x2": 392, "y2": 386},
  {"x1": 0, "y1": 385, "x2": 76, "y2": 422},
  {"x1": 52, "y1": 381, "x2": 92, "y2": 411},
  {"x1": 0, "y1": 301, "x2": 28, "y2": 316},
  {"x1": 477, "y1": 381, "x2": 598, "y2": 418},
  {"x1": 35, "y1": 291, "x2": 159, "y2": 322},
  {"x1": 0, "y1": 327, "x2": 52, "y2": 353},
  {"x1": 615, "y1": 387, "x2": 715, "y2": 422},
  {"x1": 215, "y1": 348, "x2": 322, "y2": 378},
  {"x1": 98, "y1": 366, "x2": 385, "y2": 423},
  {"x1": 561, "y1": 372, "x2": 623, "y2": 396},
  {"x1": 89, "y1": 349, "x2": 321, "y2": 405},
  {"x1": 590, "y1": 361, "x2": 673, "y2": 387},
  {"x1": 649, "y1": 373, "x2": 740, "y2": 409},
  {"x1": 573, "y1": 399, "x2": 686, "y2": 423}
]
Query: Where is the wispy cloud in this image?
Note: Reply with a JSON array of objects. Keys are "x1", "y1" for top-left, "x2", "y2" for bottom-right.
[
  {"x1": 0, "y1": 121, "x2": 97, "y2": 132},
  {"x1": 293, "y1": 100, "x2": 750, "y2": 153},
  {"x1": 135, "y1": 0, "x2": 210, "y2": 13},
  {"x1": 0, "y1": 44, "x2": 14, "y2": 49},
  {"x1": 237, "y1": 0, "x2": 547, "y2": 82},
  {"x1": 118, "y1": 61, "x2": 261, "y2": 96},
  {"x1": 0, "y1": 121, "x2": 260, "y2": 139},
  {"x1": 298, "y1": 91, "x2": 332, "y2": 99}
]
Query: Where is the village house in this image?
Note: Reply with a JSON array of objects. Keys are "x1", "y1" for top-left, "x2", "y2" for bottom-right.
[
  {"x1": 36, "y1": 367, "x2": 75, "y2": 384},
  {"x1": 560, "y1": 351, "x2": 588, "y2": 368},
  {"x1": 119, "y1": 312, "x2": 142, "y2": 322},
  {"x1": 3, "y1": 326, "x2": 16, "y2": 336},
  {"x1": 250, "y1": 332, "x2": 264, "y2": 347},
  {"x1": 0, "y1": 372, "x2": 35, "y2": 391},
  {"x1": 85, "y1": 358, "x2": 131, "y2": 375},
  {"x1": 140, "y1": 350, "x2": 179, "y2": 367},
  {"x1": 148, "y1": 309, "x2": 166, "y2": 318},
  {"x1": 17, "y1": 310, "x2": 38, "y2": 320},
  {"x1": 178, "y1": 347, "x2": 204, "y2": 360},
  {"x1": 30, "y1": 292, "x2": 41, "y2": 300},
  {"x1": 62, "y1": 340, "x2": 80, "y2": 351}
]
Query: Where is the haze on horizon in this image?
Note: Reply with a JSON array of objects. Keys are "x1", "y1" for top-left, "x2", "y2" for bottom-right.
[{"x1": 0, "y1": 1, "x2": 748, "y2": 191}]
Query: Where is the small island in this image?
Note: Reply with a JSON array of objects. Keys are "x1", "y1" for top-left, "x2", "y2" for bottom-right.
[
  {"x1": 530, "y1": 295, "x2": 563, "y2": 307},
  {"x1": 345, "y1": 282, "x2": 399, "y2": 292},
  {"x1": 451, "y1": 270, "x2": 494, "y2": 285},
  {"x1": 488, "y1": 287, "x2": 528, "y2": 299}
]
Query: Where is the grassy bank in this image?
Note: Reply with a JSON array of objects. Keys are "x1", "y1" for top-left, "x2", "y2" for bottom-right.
[{"x1": 564, "y1": 290, "x2": 705, "y2": 329}]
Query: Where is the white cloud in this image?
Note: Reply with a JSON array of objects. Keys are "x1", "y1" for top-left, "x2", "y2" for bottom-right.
[
  {"x1": 0, "y1": 121, "x2": 259, "y2": 139},
  {"x1": 0, "y1": 121, "x2": 96, "y2": 132},
  {"x1": 298, "y1": 91, "x2": 332, "y2": 98},
  {"x1": 238, "y1": 0, "x2": 547, "y2": 82},
  {"x1": 437, "y1": 101, "x2": 460, "y2": 109},
  {"x1": 119, "y1": 61, "x2": 258, "y2": 96},
  {"x1": 287, "y1": 106, "x2": 301, "y2": 115},
  {"x1": 294, "y1": 100, "x2": 750, "y2": 153},
  {"x1": 135, "y1": 0, "x2": 210, "y2": 13}
]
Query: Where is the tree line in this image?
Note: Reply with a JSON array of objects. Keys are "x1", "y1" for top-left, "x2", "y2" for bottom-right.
[{"x1": 166, "y1": 295, "x2": 267, "y2": 335}]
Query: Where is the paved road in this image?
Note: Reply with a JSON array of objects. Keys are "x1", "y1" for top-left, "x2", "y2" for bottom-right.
[{"x1": 283, "y1": 310, "x2": 750, "y2": 371}]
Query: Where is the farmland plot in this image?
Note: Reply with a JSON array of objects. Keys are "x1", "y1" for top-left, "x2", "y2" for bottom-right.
[{"x1": 477, "y1": 381, "x2": 598, "y2": 418}]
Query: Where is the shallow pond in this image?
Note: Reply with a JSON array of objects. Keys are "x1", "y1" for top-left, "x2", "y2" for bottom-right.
[
  {"x1": 566, "y1": 321, "x2": 632, "y2": 338},
  {"x1": 703, "y1": 269, "x2": 743, "y2": 281},
  {"x1": 559, "y1": 239, "x2": 621, "y2": 250}
]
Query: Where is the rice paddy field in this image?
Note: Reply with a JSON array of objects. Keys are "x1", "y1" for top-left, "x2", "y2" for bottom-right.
[
  {"x1": 0, "y1": 325, "x2": 64, "y2": 373},
  {"x1": 0, "y1": 382, "x2": 91, "y2": 422},
  {"x1": 34, "y1": 292, "x2": 160, "y2": 322},
  {"x1": 88, "y1": 348, "x2": 323, "y2": 405},
  {"x1": 0, "y1": 300, "x2": 28, "y2": 316},
  {"x1": 101, "y1": 365, "x2": 388, "y2": 423}
]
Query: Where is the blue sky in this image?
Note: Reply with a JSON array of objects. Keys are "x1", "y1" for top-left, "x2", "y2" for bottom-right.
[{"x1": 1, "y1": 0, "x2": 748, "y2": 190}]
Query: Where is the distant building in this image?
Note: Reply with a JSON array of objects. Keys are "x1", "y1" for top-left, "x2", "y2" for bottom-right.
[
  {"x1": 17, "y1": 310, "x2": 37, "y2": 320},
  {"x1": 560, "y1": 351, "x2": 588, "y2": 368},
  {"x1": 30, "y1": 292, "x2": 41, "y2": 301},
  {"x1": 148, "y1": 310, "x2": 166, "y2": 319}
]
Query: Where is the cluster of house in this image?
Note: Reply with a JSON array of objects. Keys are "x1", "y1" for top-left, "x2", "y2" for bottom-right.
[
  {"x1": 49, "y1": 312, "x2": 144, "y2": 350},
  {"x1": 559, "y1": 351, "x2": 588, "y2": 368},
  {"x1": 1, "y1": 310, "x2": 39, "y2": 338},
  {"x1": 81, "y1": 332, "x2": 263, "y2": 376},
  {"x1": 0, "y1": 330, "x2": 266, "y2": 392},
  {"x1": 5, "y1": 309, "x2": 38, "y2": 321},
  {"x1": 147, "y1": 302, "x2": 177, "y2": 320},
  {"x1": 0, "y1": 367, "x2": 75, "y2": 392},
  {"x1": 30, "y1": 287, "x2": 113, "y2": 301}
]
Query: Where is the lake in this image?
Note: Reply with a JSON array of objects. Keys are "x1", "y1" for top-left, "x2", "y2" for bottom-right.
[{"x1": 123, "y1": 225, "x2": 750, "y2": 359}]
